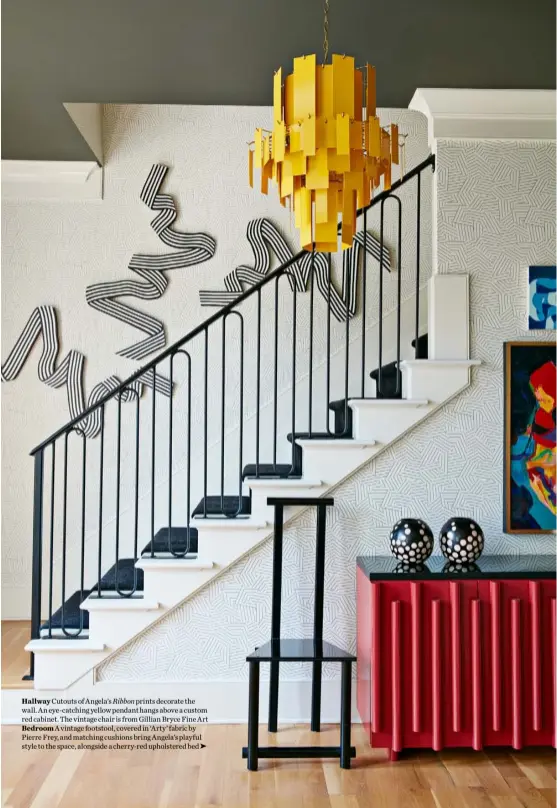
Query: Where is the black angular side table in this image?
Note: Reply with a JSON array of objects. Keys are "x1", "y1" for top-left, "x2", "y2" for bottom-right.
[{"x1": 242, "y1": 496, "x2": 356, "y2": 771}]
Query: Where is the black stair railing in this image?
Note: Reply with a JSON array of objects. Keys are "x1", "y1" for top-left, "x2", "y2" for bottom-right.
[{"x1": 24, "y1": 153, "x2": 435, "y2": 678}]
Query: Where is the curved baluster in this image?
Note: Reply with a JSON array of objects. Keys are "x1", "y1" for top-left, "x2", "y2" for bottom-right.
[
  {"x1": 47, "y1": 441, "x2": 56, "y2": 638},
  {"x1": 112, "y1": 386, "x2": 141, "y2": 596},
  {"x1": 221, "y1": 311, "x2": 245, "y2": 516},
  {"x1": 168, "y1": 349, "x2": 193, "y2": 556},
  {"x1": 61, "y1": 427, "x2": 87, "y2": 637},
  {"x1": 380, "y1": 194, "x2": 402, "y2": 394}
]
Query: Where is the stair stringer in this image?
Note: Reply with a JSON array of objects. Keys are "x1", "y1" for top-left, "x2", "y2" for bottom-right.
[{"x1": 27, "y1": 359, "x2": 479, "y2": 690}]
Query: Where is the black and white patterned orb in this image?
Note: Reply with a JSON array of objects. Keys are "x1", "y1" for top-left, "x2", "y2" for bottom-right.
[
  {"x1": 439, "y1": 518, "x2": 484, "y2": 563},
  {"x1": 389, "y1": 519, "x2": 434, "y2": 563}
]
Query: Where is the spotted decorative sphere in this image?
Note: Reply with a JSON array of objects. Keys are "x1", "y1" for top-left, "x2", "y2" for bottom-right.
[
  {"x1": 439, "y1": 517, "x2": 484, "y2": 563},
  {"x1": 389, "y1": 519, "x2": 434, "y2": 563}
]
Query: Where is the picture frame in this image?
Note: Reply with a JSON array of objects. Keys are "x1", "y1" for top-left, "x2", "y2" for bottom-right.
[
  {"x1": 504, "y1": 341, "x2": 556, "y2": 533},
  {"x1": 528, "y1": 265, "x2": 556, "y2": 330}
]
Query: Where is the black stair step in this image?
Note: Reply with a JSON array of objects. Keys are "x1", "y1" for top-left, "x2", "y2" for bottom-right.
[
  {"x1": 411, "y1": 333, "x2": 428, "y2": 358},
  {"x1": 369, "y1": 361, "x2": 402, "y2": 399},
  {"x1": 329, "y1": 399, "x2": 350, "y2": 410},
  {"x1": 368, "y1": 333, "x2": 428, "y2": 399},
  {"x1": 328, "y1": 400, "x2": 354, "y2": 436},
  {"x1": 40, "y1": 589, "x2": 91, "y2": 633},
  {"x1": 369, "y1": 361, "x2": 399, "y2": 380},
  {"x1": 242, "y1": 463, "x2": 301, "y2": 480},
  {"x1": 91, "y1": 558, "x2": 144, "y2": 593},
  {"x1": 142, "y1": 527, "x2": 198, "y2": 556},
  {"x1": 192, "y1": 495, "x2": 251, "y2": 518}
]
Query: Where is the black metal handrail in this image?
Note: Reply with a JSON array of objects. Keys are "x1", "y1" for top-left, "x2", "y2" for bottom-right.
[
  {"x1": 30, "y1": 153, "x2": 435, "y2": 456},
  {"x1": 25, "y1": 152, "x2": 435, "y2": 677}
]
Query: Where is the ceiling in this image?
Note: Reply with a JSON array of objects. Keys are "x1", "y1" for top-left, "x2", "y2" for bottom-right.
[{"x1": 2, "y1": 0, "x2": 555, "y2": 161}]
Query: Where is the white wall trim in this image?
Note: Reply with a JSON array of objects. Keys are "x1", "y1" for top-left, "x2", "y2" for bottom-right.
[
  {"x1": 428, "y1": 274, "x2": 469, "y2": 359},
  {"x1": 2, "y1": 160, "x2": 103, "y2": 201},
  {"x1": 409, "y1": 88, "x2": 556, "y2": 147}
]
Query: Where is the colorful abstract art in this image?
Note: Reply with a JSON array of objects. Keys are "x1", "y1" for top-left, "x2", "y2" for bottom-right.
[
  {"x1": 528, "y1": 265, "x2": 556, "y2": 330},
  {"x1": 505, "y1": 342, "x2": 556, "y2": 533}
]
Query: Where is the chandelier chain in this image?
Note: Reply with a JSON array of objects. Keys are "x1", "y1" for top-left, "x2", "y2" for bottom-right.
[{"x1": 323, "y1": 0, "x2": 330, "y2": 63}]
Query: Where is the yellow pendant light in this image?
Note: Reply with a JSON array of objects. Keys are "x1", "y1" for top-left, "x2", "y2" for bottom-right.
[{"x1": 249, "y1": 0, "x2": 400, "y2": 252}]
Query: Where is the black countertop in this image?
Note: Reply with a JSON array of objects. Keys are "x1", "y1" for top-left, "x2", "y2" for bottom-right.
[{"x1": 357, "y1": 554, "x2": 556, "y2": 580}]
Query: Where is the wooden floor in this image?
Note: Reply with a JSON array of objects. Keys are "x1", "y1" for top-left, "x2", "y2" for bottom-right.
[
  {"x1": 1, "y1": 622, "x2": 32, "y2": 689},
  {"x1": 2, "y1": 723, "x2": 556, "y2": 808},
  {"x1": 2, "y1": 625, "x2": 555, "y2": 805}
]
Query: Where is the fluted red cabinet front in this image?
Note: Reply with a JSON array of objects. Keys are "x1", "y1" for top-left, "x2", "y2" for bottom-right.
[{"x1": 356, "y1": 567, "x2": 556, "y2": 756}]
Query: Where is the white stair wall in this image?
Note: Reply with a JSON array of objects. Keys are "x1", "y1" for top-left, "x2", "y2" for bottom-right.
[
  {"x1": 27, "y1": 274, "x2": 479, "y2": 690},
  {"x1": 349, "y1": 399, "x2": 431, "y2": 443},
  {"x1": 83, "y1": 595, "x2": 162, "y2": 651},
  {"x1": 136, "y1": 558, "x2": 215, "y2": 607}
]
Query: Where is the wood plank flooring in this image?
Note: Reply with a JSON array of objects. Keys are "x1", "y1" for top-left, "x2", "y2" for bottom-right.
[
  {"x1": 2, "y1": 724, "x2": 555, "y2": 808},
  {"x1": 1, "y1": 622, "x2": 32, "y2": 689},
  {"x1": 2, "y1": 622, "x2": 555, "y2": 805}
]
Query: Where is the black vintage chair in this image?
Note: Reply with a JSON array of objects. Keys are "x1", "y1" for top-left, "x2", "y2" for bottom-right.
[{"x1": 242, "y1": 496, "x2": 356, "y2": 771}]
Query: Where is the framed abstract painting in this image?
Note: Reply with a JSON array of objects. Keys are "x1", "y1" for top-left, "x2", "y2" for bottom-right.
[
  {"x1": 528, "y1": 265, "x2": 556, "y2": 330},
  {"x1": 504, "y1": 342, "x2": 556, "y2": 533}
]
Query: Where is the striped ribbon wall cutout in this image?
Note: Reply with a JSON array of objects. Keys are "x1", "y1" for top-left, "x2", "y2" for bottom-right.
[
  {"x1": 3, "y1": 173, "x2": 390, "y2": 438},
  {"x1": 86, "y1": 163, "x2": 216, "y2": 394},
  {"x1": 199, "y1": 218, "x2": 391, "y2": 321},
  {"x1": 2, "y1": 164, "x2": 216, "y2": 437},
  {"x1": 0, "y1": 306, "x2": 144, "y2": 438}
]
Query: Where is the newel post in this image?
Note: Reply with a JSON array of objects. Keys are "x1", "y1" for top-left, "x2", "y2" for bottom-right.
[{"x1": 24, "y1": 449, "x2": 44, "y2": 680}]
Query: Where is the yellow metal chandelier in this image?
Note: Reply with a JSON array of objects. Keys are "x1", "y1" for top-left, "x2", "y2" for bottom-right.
[{"x1": 249, "y1": 0, "x2": 401, "y2": 252}]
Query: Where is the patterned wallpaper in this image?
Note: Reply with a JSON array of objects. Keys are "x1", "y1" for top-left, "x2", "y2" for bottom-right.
[
  {"x1": 1, "y1": 104, "x2": 430, "y2": 618},
  {"x1": 98, "y1": 138, "x2": 556, "y2": 683}
]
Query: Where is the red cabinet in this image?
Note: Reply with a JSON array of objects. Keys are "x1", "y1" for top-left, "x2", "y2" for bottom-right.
[{"x1": 357, "y1": 566, "x2": 556, "y2": 758}]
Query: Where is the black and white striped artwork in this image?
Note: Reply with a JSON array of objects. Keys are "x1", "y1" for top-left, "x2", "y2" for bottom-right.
[
  {"x1": 199, "y1": 218, "x2": 391, "y2": 321},
  {"x1": 2, "y1": 168, "x2": 390, "y2": 437},
  {"x1": 2, "y1": 164, "x2": 217, "y2": 436},
  {"x1": 0, "y1": 305, "x2": 147, "y2": 437},
  {"x1": 86, "y1": 163, "x2": 216, "y2": 372}
]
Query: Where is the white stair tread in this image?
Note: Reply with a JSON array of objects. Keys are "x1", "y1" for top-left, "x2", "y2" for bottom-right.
[
  {"x1": 295, "y1": 438, "x2": 377, "y2": 448},
  {"x1": 248, "y1": 478, "x2": 323, "y2": 488},
  {"x1": 135, "y1": 557, "x2": 214, "y2": 571},
  {"x1": 26, "y1": 639, "x2": 106, "y2": 653},
  {"x1": 192, "y1": 517, "x2": 268, "y2": 530},
  {"x1": 400, "y1": 358, "x2": 481, "y2": 367},
  {"x1": 348, "y1": 398, "x2": 429, "y2": 407},
  {"x1": 81, "y1": 595, "x2": 160, "y2": 611},
  {"x1": 140, "y1": 551, "x2": 200, "y2": 560}
]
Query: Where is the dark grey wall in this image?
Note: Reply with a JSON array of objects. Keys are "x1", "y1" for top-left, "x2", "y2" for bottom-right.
[{"x1": 2, "y1": 0, "x2": 555, "y2": 160}]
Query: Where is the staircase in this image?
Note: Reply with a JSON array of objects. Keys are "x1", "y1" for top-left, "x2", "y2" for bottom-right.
[{"x1": 23, "y1": 153, "x2": 479, "y2": 689}]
